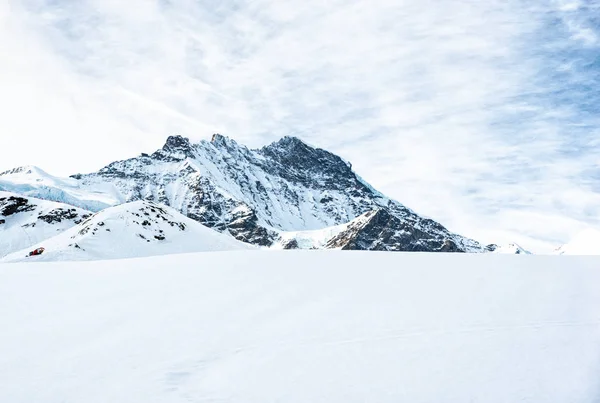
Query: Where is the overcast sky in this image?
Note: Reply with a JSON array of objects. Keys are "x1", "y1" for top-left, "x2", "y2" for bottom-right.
[{"x1": 2, "y1": 0, "x2": 599, "y2": 252}]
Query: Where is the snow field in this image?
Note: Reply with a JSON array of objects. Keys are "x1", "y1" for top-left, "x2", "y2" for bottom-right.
[{"x1": 1, "y1": 251, "x2": 599, "y2": 403}]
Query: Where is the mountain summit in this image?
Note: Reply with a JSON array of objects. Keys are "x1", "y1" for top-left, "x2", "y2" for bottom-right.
[
  {"x1": 0, "y1": 135, "x2": 485, "y2": 253},
  {"x1": 63, "y1": 135, "x2": 482, "y2": 252}
]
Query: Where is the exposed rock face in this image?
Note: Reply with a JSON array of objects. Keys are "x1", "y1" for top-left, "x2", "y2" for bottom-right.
[
  {"x1": 0, "y1": 196, "x2": 91, "y2": 227},
  {"x1": 281, "y1": 238, "x2": 300, "y2": 250},
  {"x1": 0, "y1": 195, "x2": 36, "y2": 216},
  {"x1": 326, "y1": 209, "x2": 463, "y2": 252},
  {"x1": 38, "y1": 208, "x2": 90, "y2": 224},
  {"x1": 70, "y1": 135, "x2": 482, "y2": 252},
  {"x1": 1, "y1": 195, "x2": 91, "y2": 225}
]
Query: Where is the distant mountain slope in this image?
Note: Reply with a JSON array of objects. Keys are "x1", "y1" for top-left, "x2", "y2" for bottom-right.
[
  {"x1": 484, "y1": 243, "x2": 532, "y2": 255},
  {"x1": 554, "y1": 229, "x2": 600, "y2": 255},
  {"x1": 324, "y1": 209, "x2": 474, "y2": 252},
  {"x1": 1, "y1": 201, "x2": 254, "y2": 262},
  {"x1": 68, "y1": 135, "x2": 483, "y2": 252},
  {"x1": 271, "y1": 224, "x2": 348, "y2": 250},
  {"x1": 0, "y1": 166, "x2": 121, "y2": 211},
  {"x1": 0, "y1": 191, "x2": 91, "y2": 257}
]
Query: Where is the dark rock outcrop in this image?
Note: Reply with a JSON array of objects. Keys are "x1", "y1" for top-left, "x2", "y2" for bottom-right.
[
  {"x1": 326, "y1": 209, "x2": 464, "y2": 252},
  {"x1": 1, "y1": 196, "x2": 36, "y2": 216}
]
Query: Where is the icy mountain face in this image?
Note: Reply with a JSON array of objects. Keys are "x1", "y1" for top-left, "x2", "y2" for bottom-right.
[
  {"x1": 0, "y1": 165, "x2": 121, "y2": 211},
  {"x1": 71, "y1": 135, "x2": 482, "y2": 252},
  {"x1": 2, "y1": 200, "x2": 254, "y2": 262},
  {"x1": 0, "y1": 191, "x2": 92, "y2": 257}
]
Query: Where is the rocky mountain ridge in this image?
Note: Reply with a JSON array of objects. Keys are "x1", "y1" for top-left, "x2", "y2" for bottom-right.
[
  {"x1": 1, "y1": 134, "x2": 536, "y2": 254},
  {"x1": 68, "y1": 134, "x2": 483, "y2": 252}
]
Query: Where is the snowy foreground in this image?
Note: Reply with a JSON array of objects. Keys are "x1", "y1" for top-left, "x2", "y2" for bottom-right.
[{"x1": 1, "y1": 251, "x2": 599, "y2": 403}]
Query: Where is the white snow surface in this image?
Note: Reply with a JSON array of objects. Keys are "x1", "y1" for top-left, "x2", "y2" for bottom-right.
[
  {"x1": 0, "y1": 252, "x2": 599, "y2": 403},
  {"x1": 555, "y1": 228, "x2": 600, "y2": 255},
  {"x1": 0, "y1": 191, "x2": 91, "y2": 257},
  {"x1": 1, "y1": 200, "x2": 253, "y2": 262}
]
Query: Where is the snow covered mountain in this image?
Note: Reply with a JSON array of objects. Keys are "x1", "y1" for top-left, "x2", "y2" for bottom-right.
[
  {"x1": 0, "y1": 191, "x2": 92, "y2": 257},
  {"x1": 57, "y1": 134, "x2": 482, "y2": 252},
  {"x1": 1, "y1": 200, "x2": 254, "y2": 262},
  {"x1": 554, "y1": 228, "x2": 600, "y2": 255},
  {"x1": 484, "y1": 243, "x2": 532, "y2": 255},
  {"x1": 0, "y1": 166, "x2": 121, "y2": 211},
  {"x1": 272, "y1": 224, "x2": 348, "y2": 250}
]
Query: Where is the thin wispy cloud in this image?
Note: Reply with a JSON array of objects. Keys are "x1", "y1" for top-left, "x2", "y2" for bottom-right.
[{"x1": 1, "y1": 0, "x2": 599, "y2": 251}]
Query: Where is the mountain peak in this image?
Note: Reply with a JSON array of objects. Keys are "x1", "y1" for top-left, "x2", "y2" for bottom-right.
[
  {"x1": 163, "y1": 135, "x2": 192, "y2": 152},
  {"x1": 210, "y1": 133, "x2": 243, "y2": 151},
  {"x1": 211, "y1": 133, "x2": 226, "y2": 144},
  {"x1": 268, "y1": 136, "x2": 313, "y2": 151},
  {"x1": 279, "y1": 135, "x2": 306, "y2": 145},
  {"x1": 151, "y1": 135, "x2": 196, "y2": 161},
  {"x1": 260, "y1": 136, "x2": 355, "y2": 185},
  {"x1": 40, "y1": 134, "x2": 483, "y2": 252},
  {"x1": 0, "y1": 165, "x2": 47, "y2": 177}
]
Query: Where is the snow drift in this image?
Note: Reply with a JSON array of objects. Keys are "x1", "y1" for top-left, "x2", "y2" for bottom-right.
[
  {"x1": 0, "y1": 252, "x2": 599, "y2": 402},
  {"x1": 1, "y1": 200, "x2": 253, "y2": 262}
]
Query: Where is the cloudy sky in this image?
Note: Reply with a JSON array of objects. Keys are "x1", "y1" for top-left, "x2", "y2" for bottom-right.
[{"x1": 2, "y1": 0, "x2": 599, "y2": 252}]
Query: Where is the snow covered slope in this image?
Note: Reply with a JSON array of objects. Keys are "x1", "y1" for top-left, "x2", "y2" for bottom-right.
[
  {"x1": 484, "y1": 243, "x2": 532, "y2": 254},
  {"x1": 1, "y1": 252, "x2": 599, "y2": 402},
  {"x1": 272, "y1": 224, "x2": 348, "y2": 250},
  {"x1": 0, "y1": 191, "x2": 91, "y2": 257},
  {"x1": 555, "y1": 228, "x2": 600, "y2": 255},
  {"x1": 69, "y1": 135, "x2": 483, "y2": 251},
  {"x1": 0, "y1": 166, "x2": 121, "y2": 211},
  {"x1": 2, "y1": 201, "x2": 253, "y2": 262}
]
